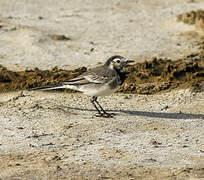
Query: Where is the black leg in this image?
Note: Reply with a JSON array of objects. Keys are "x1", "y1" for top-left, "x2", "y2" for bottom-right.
[
  {"x1": 91, "y1": 96, "x2": 113, "y2": 118},
  {"x1": 91, "y1": 96, "x2": 102, "y2": 115},
  {"x1": 94, "y1": 97, "x2": 107, "y2": 114}
]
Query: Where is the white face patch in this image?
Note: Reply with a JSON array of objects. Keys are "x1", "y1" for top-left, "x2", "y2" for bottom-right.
[
  {"x1": 108, "y1": 62, "x2": 114, "y2": 69},
  {"x1": 108, "y1": 57, "x2": 126, "y2": 70},
  {"x1": 113, "y1": 58, "x2": 121, "y2": 64}
]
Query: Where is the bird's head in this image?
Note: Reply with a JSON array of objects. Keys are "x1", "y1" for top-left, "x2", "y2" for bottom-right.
[{"x1": 105, "y1": 55, "x2": 134, "y2": 72}]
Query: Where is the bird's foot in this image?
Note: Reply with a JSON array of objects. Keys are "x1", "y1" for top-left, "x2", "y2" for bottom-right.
[{"x1": 93, "y1": 112, "x2": 114, "y2": 118}]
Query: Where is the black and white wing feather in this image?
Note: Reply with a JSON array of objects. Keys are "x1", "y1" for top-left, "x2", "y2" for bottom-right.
[{"x1": 29, "y1": 65, "x2": 118, "y2": 91}]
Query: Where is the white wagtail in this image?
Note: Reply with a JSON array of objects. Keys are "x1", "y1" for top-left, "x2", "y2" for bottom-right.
[{"x1": 31, "y1": 55, "x2": 134, "y2": 118}]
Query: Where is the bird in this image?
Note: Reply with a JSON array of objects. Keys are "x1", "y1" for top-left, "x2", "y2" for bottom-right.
[{"x1": 30, "y1": 55, "x2": 134, "y2": 118}]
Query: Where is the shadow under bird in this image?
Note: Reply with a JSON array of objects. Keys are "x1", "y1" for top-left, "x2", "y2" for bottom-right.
[{"x1": 30, "y1": 55, "x2": 134, "y2": 118}]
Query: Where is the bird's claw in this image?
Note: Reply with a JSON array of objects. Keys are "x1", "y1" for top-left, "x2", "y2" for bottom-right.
[{"x1": 93, "y1": 112, "x2": 114, "y2": 118}]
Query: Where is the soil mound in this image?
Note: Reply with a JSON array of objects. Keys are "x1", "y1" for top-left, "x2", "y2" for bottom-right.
[
  {"x1": 0, "y1": 53, "x2": 203, "y2": 94},
  {"x1": 121, "y1": 53, "x2": 204, "y2": 94},
  {"x1": 0, "y1": 66, "x2": 87, "y2": 93},
  {"x1": 177, "y1": 9, "x2": 204, "y2": 32}
]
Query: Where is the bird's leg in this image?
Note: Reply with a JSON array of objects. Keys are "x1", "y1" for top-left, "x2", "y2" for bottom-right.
[
  {"x1": 91, "y1": 96, "x2": 102, "y2": 116},
  {"x1": 94, "y1": 97, "x2": 106, "y2": 114},
  {"x1": 93, "y1": 97, "x2": 113, "y2": 118}
]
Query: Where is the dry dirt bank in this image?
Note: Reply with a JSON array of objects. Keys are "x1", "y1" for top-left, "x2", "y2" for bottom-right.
[{"x1": 0, "y1": 52, "x2": 204, "y2": 94}]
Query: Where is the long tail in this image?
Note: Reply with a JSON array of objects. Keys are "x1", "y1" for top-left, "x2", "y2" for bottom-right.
[
  {"x1": 29, "y1": 84, "x2": 77, "y2": 91},
  {"x1": 29, "y1": 76, "x2": 87, "y2": 91}
]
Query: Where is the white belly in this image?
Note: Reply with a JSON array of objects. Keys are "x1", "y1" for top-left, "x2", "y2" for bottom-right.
[{"x1": 80, "y1": 84, "x2": 119, "y2": 97}]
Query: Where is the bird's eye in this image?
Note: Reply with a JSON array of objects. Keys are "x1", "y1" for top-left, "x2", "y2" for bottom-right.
[{"x1": 116, "y1": 60, "x2": 120, "y2": 63}]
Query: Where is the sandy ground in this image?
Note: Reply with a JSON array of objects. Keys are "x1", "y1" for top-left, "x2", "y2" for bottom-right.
[
  {"x1": 0, "y1": 0, "x2": 203, "y2": 70},
  {"x1": 0, "y1": 0, "x2": 204, "y2": 179},
  {"x1": 0, "y1": 90, "x2": 203, "y2": 179}
]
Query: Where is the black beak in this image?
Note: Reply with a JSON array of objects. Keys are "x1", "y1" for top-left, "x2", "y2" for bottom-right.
[
  {"x1": 126, "y1": 60, "x2": 135, "y2": 64},
  {"x1": 124, "y1": 59, "x2": 134, "y2": 66}
]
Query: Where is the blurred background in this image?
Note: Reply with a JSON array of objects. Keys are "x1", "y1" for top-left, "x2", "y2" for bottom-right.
[{"x1": 0, "y1": 0, "x2": 203, "y2": 71}]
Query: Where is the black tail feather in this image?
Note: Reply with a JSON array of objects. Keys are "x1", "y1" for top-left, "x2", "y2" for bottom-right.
[{"x1": 28, "y1": 84, "x2": 62, "y2": 91}]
